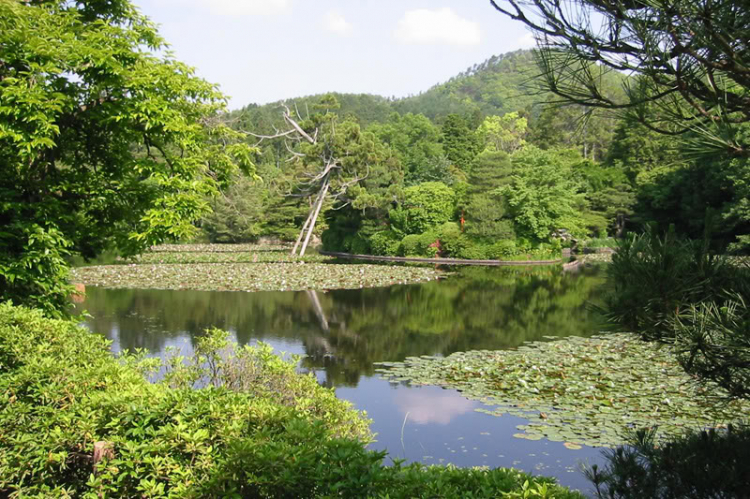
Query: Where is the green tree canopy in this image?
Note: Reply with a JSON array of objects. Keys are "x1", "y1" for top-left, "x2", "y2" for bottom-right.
[
  {"x1": 501, "y1": 147, "x2": 587, "y2": 241},
  {"x1": 0, "y1": 0, "x2": 254, "y2": 314},
  {"x1": 368, "y1": 113, "x2": 449, "y2": 185},
  {"x1": 440, "y1": 114, "x2": 481, "y2": 173},
  {"x1": 464, "y1": 151, "x2": 515, "y2": 241},
  {"x1": 477, "y1": 112, "x2": 528, "y2": 154},
  {"x1": 389, "y1": 182, "x2": 456, "y2": 236}
]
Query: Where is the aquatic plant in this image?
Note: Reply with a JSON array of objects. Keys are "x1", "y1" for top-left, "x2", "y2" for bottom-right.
[
  {"x1": 71, "y1": 262, "x2": 441, "y2": 293},
  {"x1": 375, "y1": 334, "x2": 750, "y2": 448}
]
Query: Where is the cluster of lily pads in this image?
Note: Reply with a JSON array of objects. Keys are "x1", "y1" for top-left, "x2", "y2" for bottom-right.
[
  {"x1": 71, "y1": 262, "x2": 441, "y2": 292},
  {"x1": 128, "y1": 249, "x2": 331, "y2": 265},
  {"x1": 579, "y1": 253, "x2": 613, "y2": 264},
  {"x1": 375, "y1": 334, "x2": 750, "y2": 448},
  {"x1": 149, "y1": 243, "x2": 291, "y2": 253}
]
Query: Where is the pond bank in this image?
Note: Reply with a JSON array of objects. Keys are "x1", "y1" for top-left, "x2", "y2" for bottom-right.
[{"x1": 319, "y1": 251, "x2": 563, "y2": 266}]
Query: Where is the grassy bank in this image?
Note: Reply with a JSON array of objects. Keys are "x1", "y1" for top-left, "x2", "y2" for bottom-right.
[{"x1": 0, "y1": 303, "x2": 583, "y2": 498}]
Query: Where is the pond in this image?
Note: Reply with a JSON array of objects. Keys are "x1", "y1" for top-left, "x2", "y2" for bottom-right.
[{"x1": 75, "y1": 265, "x2": 608, "y2": 493}]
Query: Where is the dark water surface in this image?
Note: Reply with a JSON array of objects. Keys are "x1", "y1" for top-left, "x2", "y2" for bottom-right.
[{"x1": 77, "y1": 265, "x2": 608, "y2": 494}]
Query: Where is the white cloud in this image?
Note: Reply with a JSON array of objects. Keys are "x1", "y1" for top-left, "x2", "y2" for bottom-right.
[
  {"x1": 322, "y1": 10, "x2": 353, "y2": 36},
  {"x1": 395, "y1": 8, "x2": 481, "y2": 46},
  {"x1": 198, "y1": 0, "x2": 289, "y2": 16},
  {"x1": 516, "y1": 32, "x2": 537, "y2": 49}
]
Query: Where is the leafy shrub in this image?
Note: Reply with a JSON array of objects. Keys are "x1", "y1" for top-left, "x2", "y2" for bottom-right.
[
  {"x1": 465, "y1": 193, "x2": 516, "y2": 241},
  {"x1": 369, "y1": 230, "x2": 402, "y2": 256},
  {"x1": 436, "y1": 222, "x2": 466, "y2": 257},
  {"x1": 586, "y1": 426, "x2": 750, "y2": 499},
  {"x1": 399, "y1": 231, "x2": 439, "y2": 257},
  {"x1": 0, "y1": 303, "x2": 369, "y2": 497},
  {"x1": 349, "y1": 233, "x2": 371, "y2": 255},
  {"x1": 0, "y1": 224, "x2": 73, "y2": 317},
  {"x1": 727, "y1": 234, "x2": 750, "y2": 255},
  {"x1": 516, "y1": 237, "x2": 533, "y2": 252},
  {"x1": 489, "y1": 239, "x2": 517, "y2": 259},
  {"x1": 390, "y1": 182, "x2": 456, "y2": 235},
  {"x1": 457, "y1": 241, "x2": 491, "y2": 260},
  {"x1": 0, "y1": 303, "x2": 583, "y2": 498},
  {"x1": 399, "y1": 234, "x2": 422, "y2": 256}
]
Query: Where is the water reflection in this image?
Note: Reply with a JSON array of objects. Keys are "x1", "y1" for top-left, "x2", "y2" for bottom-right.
[
  {"x1": 77, "y1": 266, "x2": 606, "y2": 387},
  {"x1": 393, "y1": 389, "x2": 478, "y2": 425},
  {"x1": 75, "y1": 265, "x2": 607, "y2": 492}
]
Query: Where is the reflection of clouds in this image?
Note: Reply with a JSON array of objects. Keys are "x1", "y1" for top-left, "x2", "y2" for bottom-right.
[{"x1": 394, "y1": 388, "x2": 477, "y2": 425}]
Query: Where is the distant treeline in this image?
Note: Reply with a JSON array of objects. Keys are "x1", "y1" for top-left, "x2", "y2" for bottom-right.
[{"x1": 204, "y1": 49, "x2": 749, "y2": 258}]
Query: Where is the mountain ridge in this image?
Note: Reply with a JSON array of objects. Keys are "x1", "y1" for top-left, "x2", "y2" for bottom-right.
[{"x1": 232, "y1": 49, "x2": 546, "y2": 130}]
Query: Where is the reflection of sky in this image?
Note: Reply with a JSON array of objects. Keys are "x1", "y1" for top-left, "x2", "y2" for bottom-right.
[
  {"x1": 393, "y1": 387, "x2": 477, "y2": 425},
  {"x1": 336, "y1": 378, "x2": 605, "y2": 493}
]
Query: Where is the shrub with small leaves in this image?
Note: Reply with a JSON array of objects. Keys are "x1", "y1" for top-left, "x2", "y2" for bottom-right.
[{"x1": 0, "y1": 303, "x2": 583, "y2": 498}]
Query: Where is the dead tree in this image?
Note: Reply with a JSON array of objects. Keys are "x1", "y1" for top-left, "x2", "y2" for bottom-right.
[{"x1": 242, "y1": 104, "x2": 368, "y2": 257}]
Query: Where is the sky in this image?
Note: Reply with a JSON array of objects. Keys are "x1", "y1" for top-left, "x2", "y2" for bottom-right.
[{"x1": 135, "y1": 0, "x2": 536, "y2": 109}]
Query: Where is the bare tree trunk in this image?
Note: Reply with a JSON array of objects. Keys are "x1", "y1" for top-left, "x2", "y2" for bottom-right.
[
  {"x1": 292, "y1": 206, "x2": 315, "y2": 256},
  {"x1": 292, "y1": 177, "x2": 330, "y2": 256},
  {"x1": 299, "y1": 176, "x2": 330, "y2": 257}
]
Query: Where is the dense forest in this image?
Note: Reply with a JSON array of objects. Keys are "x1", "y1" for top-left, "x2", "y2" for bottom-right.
[{"x1": 203, "y1": 49, "x2": 749, "y2": 260}]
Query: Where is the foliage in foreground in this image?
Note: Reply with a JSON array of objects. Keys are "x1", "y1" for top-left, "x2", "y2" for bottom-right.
[
  {"x1": 586, "y1": 426, "x2": 750, "y2": 499},
  {"x1": 604, "y1": 227, "x2": 750, "y2": 397},
  {"x1": 0, "y1": 0, "x2": 254, "y2": 316},
  {"x1": 0, "y1": 303, "x2": 582, "y2": 498}
]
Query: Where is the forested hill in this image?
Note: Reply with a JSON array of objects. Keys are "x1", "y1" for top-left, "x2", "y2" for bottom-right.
[
  {"x1": 393, "y1": 50, "x2": 543, "y2": 121},
  {"x1": 232, "y1": 50, "x2": 544, "y2": 130}
]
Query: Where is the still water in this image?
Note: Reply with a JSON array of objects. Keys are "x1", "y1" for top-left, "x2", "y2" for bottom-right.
[{"x1": 77, "y1": 265, "x2": 608, "y2": 493}]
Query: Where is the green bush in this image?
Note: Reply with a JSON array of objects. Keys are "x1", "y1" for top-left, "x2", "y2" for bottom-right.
[
  {"x1": 369, "y1": 230, "x2": 402, "y2": 256},
  {"x1": 465, "y1": 194, "x2": 516, "y2": 241},
  {"x1": 489, "y1": 239, "x2": 517, "y2": 259},
  {"x1": 399, "y1": 231, "x2": 439, "y2": 257},
  {"x1": 390, "y1": 182, "x2": 456, "y2": 235},
  {"x1": 0, "y1": 303, "x2": 368, "y2": 497},
  {"x1": 349, "y1": 233, "x2": 371, "y2": 255},
  {"x1": 728, "y1": 234, "x2": 750, "y2": 255},
  {"x1": 435, "y1": 222, "x2": 466, "y2": 257},
  {"x1": 0, "y1": 224, "x2": 73, "y2": 317},
  {"x1": 586, "y1": 426, "x2": 750, "y2": 499},
  {"x1": 0, "y1": 303, "x2": 583, "y2": 498},
  {"x1": 457, "y1": 241, "x2": 492, "y2": 260}
]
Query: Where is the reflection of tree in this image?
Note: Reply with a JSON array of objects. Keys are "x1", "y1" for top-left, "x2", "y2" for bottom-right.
[{"x1": 77, "y1": 266, "x2": 606, "y2": 388}]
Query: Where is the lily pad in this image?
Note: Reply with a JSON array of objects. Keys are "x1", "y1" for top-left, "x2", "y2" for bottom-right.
[
  {"x1": 72, "y1": 261, "x2": 441, "y2": 293},
  {"x1": 376, "y1": 334, "x2": 750, "y2": 448}
]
